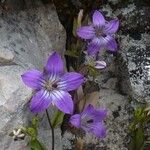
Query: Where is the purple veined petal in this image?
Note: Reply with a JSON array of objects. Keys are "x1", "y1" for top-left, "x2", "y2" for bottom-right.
[
  {"x1": 21, "y1": 69, "x2": 44, "y2": 90},
  {"x1": 57, "y1": 72, "x2": 84, "y2": 91},
  {"x1": 91, "y1": 108, "x2": 107, "y2": 122},
  {"x1": 48, "y1": 72, "x2": 59, "y2": 83},
  {"x1": 106, "y1": 38, "x2": 118, "y2": 52},
  {"x1": 89, "y1": 122, "x2": 107, "y2": 138},
  {"x1": 81, "y1": 104, "x2": 96, "y2": 121},
  {"x1": 69, "y1": 114, "x2": 81, "y2": 128},
  {"x1": 30, "y1": 89, "x2": 52, "y2": 113},
  {"x1": 92, "y1": 10, "x2": 105, "y2": 27},
  {"x1": 77, "y1": 26, "x2": 95, "y2": 40},
  {"x1": 51, "y1": 90, "x2": 74, "y2": 114},
  {"x1": 104, "y1": 19, "x2": 119, "y2": 34},
  {"x1": 81, "y1": 104, "x2": 95, "y2": 116},
  {"x1": 92, "y1": 35, "x2": 112, "y2": 47},
  {"x1": 45, "y1": 52, "x2": 64, "y2": 75},
  {"x1": 87, "y1": 42, "x2": 101, "y2": 55},
  {"x1": 81, "y1": 105, "x2": 107, "y2": 122},
  {"x1": 95, "y1": 61, "x2": 106, "y2": 69}
]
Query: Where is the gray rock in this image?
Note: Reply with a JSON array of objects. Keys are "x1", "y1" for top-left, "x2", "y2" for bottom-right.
[
  {"x1": 0, "y1": 46, "x2": 14, "y2": 64},
  {"x1": 117, "y1": 4, "x2": 150, "y2": 102},
  {"x1": 118, "y1": 33, "x2": 150, "y2": 103},
  {"x1": 120, "y1": 5, "x2": 150, "y2": 33},
  {"x1": 107, "y1": 0, "x2": 119, "y2": 5},
  {"x1": 0, "y1": 3, "x2": 65, "y2": 150}
]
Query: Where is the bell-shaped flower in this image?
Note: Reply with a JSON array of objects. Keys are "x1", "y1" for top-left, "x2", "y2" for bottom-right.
[
  {"x1": 70, "y1": 104, "x2": 107, "y2": 138},
  {"x1": 77, "y1": 10, "x2": 119, "y2": 55},
  {"x1": 21, "y1": 52, "x2": 84, "y2": 114}
]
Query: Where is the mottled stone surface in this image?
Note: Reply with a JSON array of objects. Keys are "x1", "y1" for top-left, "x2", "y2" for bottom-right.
[
  {"x1": 118, "y1": 34, "x2": 150, "y2": 102},
  {"x1": 117, "y1": 5, "x2": 150, "y2": 103},
  {"x1": 0, "y1": 3, "x2": 65, "y2": 150},
  {"x1": 0, "y1": 4, "x2": 65, "y2": 68},
  {"x1": 0, "y1": 46, "x2": 14, "y2": 64}
]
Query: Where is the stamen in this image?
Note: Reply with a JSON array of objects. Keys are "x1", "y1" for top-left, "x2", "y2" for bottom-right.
[{"x1": 44, "y1": 80, "x2": 58, "y2": 91}]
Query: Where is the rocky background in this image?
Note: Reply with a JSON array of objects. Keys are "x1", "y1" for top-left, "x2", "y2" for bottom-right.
[{"x1": 0, "y1": 0, "x2": 149, "y2": 150}]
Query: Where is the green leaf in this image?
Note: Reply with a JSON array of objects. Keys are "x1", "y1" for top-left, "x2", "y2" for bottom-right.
[
  {"x1": 72, "y1": 18, "x2": 78, "y2": 37},
  {"x1": 51, "y1": 110, "x2": 64, "y2": 128},
  {"x1": 65, "y1": 50, "x2": 78, "y2": 58},
  {"x1": 29, "y1": 139, "x2": 45, "y2": 150},
  {"x1": 26, "y1": 127, "x2": 37, "y2": 139},
  {"x1": 129, "y1": 128, "x2": 145, "y2": 150},
  {"x1": 32, "y1": 116, "x2": 39, "y2": 129},
  {"x1": 135, "y1": 128, "x2": 145, "y2": 150},
  {"x1": 87, "y1": 65, "x2": 98, "y2": 78}
]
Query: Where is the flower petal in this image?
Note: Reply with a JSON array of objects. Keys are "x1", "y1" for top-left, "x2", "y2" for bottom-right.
[
  {"x1": 106, "y1": 38, "x2": 118, "y2": 52},
  {"x1": 51, "y1": 90, "x2": 74, "y2": 114},
  {"x1": 70, "y1": 114, "x2": 81, "y2": 128},
  {"x1": 95, "y1": 61, "x2": 106, "y2": 69},
  {"x1": 82, "y1": 104, "x2": 94, "y2": 116},
  {"x1": 45, "y1": 52, "x2": 64, "y2": 75},
  {"x1": 104, "y1": 19, "x2": 119, "y2": 34},
  {"x1": 81, "y1": 104, "x2": 107, "y2": 122},
  {"x1": 57, "y1": 72, "x2": 84, "y2": 91},
  {"x1": 87, "y1": 43, "x2": 101, "y2": 55},
  {"x1": 93, "y1": 10, "x2": 105, "y2": 27},
  {"x1": 21, "y1": 69, "x2": 44, "y2": 89},
  {"x1": 89, "y1": 122, "x2": 106, "y2": 138},
  {"x1": 91, "y1": 108, "x2": 107, "y2": 122},
  {"x1": 30, "y1": 90, "x2": 52, "y2": 113},
  {"x1": 92, "y1": 35, "x2": 112, "y2": 46},
  {"x1": 77, "y1": 26, "x2": 95, "y2": 39}
]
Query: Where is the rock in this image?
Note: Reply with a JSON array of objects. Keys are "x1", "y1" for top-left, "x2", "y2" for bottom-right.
[
  {"x1": 120, "y1": 5, "x2": 150, "y2": 34},
  {"x1": 0, "y1": 65, "x2": 31, "y2": 150},
  {"x1": 39, "y1": 128, "x2": 62, "y2": 150},
  {"x1": 0, "y1": 4, "x2": 65, "y2": 68},
  {"x1": 116, "y1": 4, "x2": 150, "y2": 103},
  {"x1": 0, "y1": 0, "x2": 48, "y2": 10},
  {"x1": 0, "y1": 2, "x2": 65, "y2": 150},
  {"x1": 118, "y1": 33, "x2": 150, "y2": 103},
  {"x1": 0, "y1": 46, "x2": 14, "y2": 64},
  {"x1": 107, "y1": 0, "x2": 119, "y2": 5}
]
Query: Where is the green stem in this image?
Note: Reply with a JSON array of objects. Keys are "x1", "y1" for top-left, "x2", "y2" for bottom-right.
[{"x1": 46, "y1": 109, "x2": 55, "y2": 150}]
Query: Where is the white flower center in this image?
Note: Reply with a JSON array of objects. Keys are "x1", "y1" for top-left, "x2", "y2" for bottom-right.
[{"x1": 44, "y1": 80, "x2": 58, "y2": 91}]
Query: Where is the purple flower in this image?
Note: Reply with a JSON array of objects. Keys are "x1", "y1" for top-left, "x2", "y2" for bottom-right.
[
  {"x1": 77, "y1": 10, "x2": 119, "y2": 55},
  {"x1": 70, "y1": 104, "x2": 107, "y2": 138},
  {"x1": 21, "y1": 52, "x2": 84, "y2": 114}
]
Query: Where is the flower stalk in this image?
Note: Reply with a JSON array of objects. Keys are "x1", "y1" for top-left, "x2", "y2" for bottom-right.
[{"x1": 46, "y1": 109, "x2": 55, "y2": 150}]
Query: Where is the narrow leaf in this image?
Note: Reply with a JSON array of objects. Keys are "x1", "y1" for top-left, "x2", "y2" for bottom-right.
[
  {"x1": 73, "y1": 18, "x2": 78, "y2": 37},
  {"x1": 30, "y1": 139, "x2": 45, "y2": 150},
  {"x1": 26, "y1": 127, "x2": 37, "y2": 139},
  {"x1": 32, "y1": 116, "x2": 39, "y2": 129},
  {"x1": 51, "y1": 110, "x2": 64, "y2": 128},
  {"x1": 135, "y1": 128, "x2": 144, "y2": 150},
  {"x1": 65, "y1": 50, "x2": 78, "y2": 58}
]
